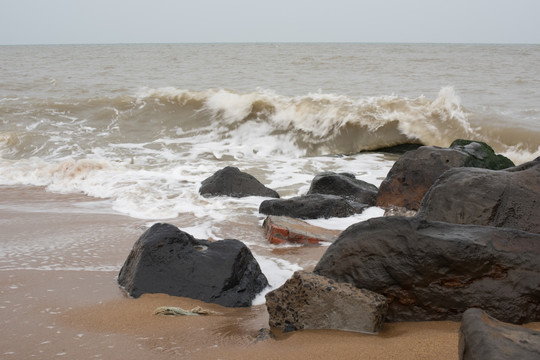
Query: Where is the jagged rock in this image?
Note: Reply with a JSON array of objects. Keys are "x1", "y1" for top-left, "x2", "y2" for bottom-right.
[
  {"x1": 265, "y1": 271, "x2": 387, "y2": 333},
  {"x1": 383, "y1": 206, "x2": 417, "y2": 217},
  {"x1": 314, "y1": 216, "x2": 540, "y2": 324},
  {"x1": 459, "y1": 308, "x2": 540, "y2": 360},
  {"x1": 418, "y1": 157, "x2": 540, "y2": 234},
  {"x1": 199, "y1": 166, "x2": 279, "y2": 198},
  {"x1": 376, "y1": 141, "x2": 515, "y2": 210},
  {"x1": 306, "y1": 172, "x2": 378, "y2": 205},
  {"x1": 263, "y1": 215, "x2": 341, "y2": 245},
  {"x1": 259, "y1": 194, "x2": 368, "y2": 219},
  {"x1": 254, "y1": 328, "x2": 275, "y2": 343},
  {"x1": 118, "y1": 223, "x2": 268, "y2": 307}
]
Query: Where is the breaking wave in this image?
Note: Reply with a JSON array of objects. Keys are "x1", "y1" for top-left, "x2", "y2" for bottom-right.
[
  {"x1": 2, "y1": 86, "x2": 538, "y2": 162},
  {"x1": 133, "y1": 86, "x2": 477, "y2": 155},
  {"x1": 1, "y1": 86, "x2": 539, "y2": 219}
]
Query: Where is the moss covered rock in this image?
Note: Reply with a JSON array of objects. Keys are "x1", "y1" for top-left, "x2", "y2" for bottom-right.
[{"x1": 450, "y1": 139, "x2": 515, "y2": 170}]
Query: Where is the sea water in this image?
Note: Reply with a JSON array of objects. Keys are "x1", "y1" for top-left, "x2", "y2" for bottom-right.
[{"x1": 1, "y1": 43, "x2": 539, "y2": 295}]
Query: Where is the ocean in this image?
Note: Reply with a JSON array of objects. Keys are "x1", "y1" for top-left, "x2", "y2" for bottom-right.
[{"x1": 1, "y1": 43, "x2": 540, "y2": 295}]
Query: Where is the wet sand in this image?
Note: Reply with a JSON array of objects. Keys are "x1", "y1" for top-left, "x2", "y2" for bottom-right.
[
  {"x1": 1, "y1": 186, "x2": 538, "y2": 359},
  {"x1": 2, "y1": 268, "x2": 463, "y2": 360}
]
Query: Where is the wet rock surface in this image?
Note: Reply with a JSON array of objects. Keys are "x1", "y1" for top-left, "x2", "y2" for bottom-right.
[
  {"x1": 306, "y1": 172, "x2": 378, "y2": 205},
  {"x1": 263, "y1": 215, "x2": 341, "y2": 245},
  {"x1": 314, "y1": 216, "x2": 540, "y2": 324},
  {"x1": 376, "y1": 141, "x2": 515, "y2": 210},
  {"x1": 266, "y1": 271, "x2": 387, "y2": 334},
  {"x1": 199, "y1": 166, "x2": 279, "y2": 198},
  {"x1": 118, "y1": 223, "x2": 268, "y2": 307},
  {"x1": 418, "y1": 157, "x2": 540, "y2": 234},
  {"x1": 449, "y1": 139, "x2": 515, "y2": 170},
  {"x1": 259, "y1": 193, "x2": 368, "y2": 219},
  {"x1": 376, "y1": 146, "x2": 469, "y2": 210},
  {"x1": 459, "y1": 308, "x2": 540, "y2": 360}
]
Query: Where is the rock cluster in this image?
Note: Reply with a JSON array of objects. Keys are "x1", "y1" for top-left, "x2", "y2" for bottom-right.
[
  {"x1": 117, "y1": 139, "x2": 539, "y2": 356},
  {"x1": 312, "y1": 141, "x2": 539, "y2": 327},
  {"x1": 259, "y1": 171, "x2": 378, "y2": 220},
  {"x1": 376, "y1": 141, "x2": 514, "y2": 210}
]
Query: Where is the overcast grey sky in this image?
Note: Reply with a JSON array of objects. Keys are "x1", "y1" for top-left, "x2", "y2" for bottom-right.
[{"x1": 1, "y1": 0, "x2": 539, "y2": 45}]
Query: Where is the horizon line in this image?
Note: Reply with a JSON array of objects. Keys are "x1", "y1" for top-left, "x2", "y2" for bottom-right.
[{"x1": 1, "y1": 40, "x2": 539, "y2": 47}]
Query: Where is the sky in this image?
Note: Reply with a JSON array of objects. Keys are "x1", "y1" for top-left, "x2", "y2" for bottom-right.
[{"x1": 1, "y1": 0, "x2": 539, "y2": 45}]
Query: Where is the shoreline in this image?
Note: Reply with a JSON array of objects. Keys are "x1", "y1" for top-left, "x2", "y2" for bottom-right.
[{"x1": 1, "y1": 185, "x2": 538, "y2": 359}]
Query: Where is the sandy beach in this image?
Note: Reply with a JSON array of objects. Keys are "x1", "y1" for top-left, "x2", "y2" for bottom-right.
[
  {"x1": 1, "y1": 39, "x2": 540, "y2": 360},
  {"x1": 1, "y1": 186, "x2": 539, "y2": 359}
]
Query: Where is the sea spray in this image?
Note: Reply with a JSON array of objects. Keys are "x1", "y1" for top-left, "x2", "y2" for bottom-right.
[
  {"x1": 133, "y1": 86, "x2": 478, "y2": 155},
  {"x1": 2, "y1": 86, "x2": 538, "y2": 161},
  {"x1": 2, "y1": 43, "x2": 539, "y2": 305}
]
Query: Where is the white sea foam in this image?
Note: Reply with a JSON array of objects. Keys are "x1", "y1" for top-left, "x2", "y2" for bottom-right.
[
  {"x1": 304, "y1": 207, "x2": 385, "y2": 230},
  {"x1": 251, "y1": 255, "x2": 303, "y2": 305},
  {"x1": 499, "y1": 144, "x2": 540, "y2": 165},
  {"x1": 1, "y1": 58, "x2": 538, "y2": 281},
  {"x1": 0, "y1": 143, "x2": 394, "y2": 221}
]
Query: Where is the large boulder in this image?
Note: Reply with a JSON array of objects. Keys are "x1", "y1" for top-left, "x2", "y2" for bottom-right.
[
  {"x1": 459, "y1": 308, "x2": 540, "y2": 360},
  {"x1": 118, "y1": 223, "x2": 269, "y2": 307},
  {"x1": 314, "y1": 216, "x2": 540, "y2": 324},
  {"x1": 265, "y1": 271, "x2": 388, "y2": 334},
  {"x1": 376, "y1": 146, "x2": 469, "y2": 210},
  {"x1": 376, "y1": 141, "x2": 515, "y2": 210},
  {"x1": 199, "y1": 166, "x2": 279, "y2": 198},
  {"x1": 306, "y1": 172, "x2": 378, "y2": 205},
  {"x1": 259, "y1": 194, "x2": 368, "y2": 220},
  {"x1": 417, "y1": 157, "x2": 540, "y2": 234}
]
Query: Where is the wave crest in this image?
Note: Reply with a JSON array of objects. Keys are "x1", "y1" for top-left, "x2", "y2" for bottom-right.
[
  {"x1": 4, "y1": 86, "x2": 537, "y2": 162},
  {"x1": 134, "y1": 86, "x2": 476, "y2": 155}
]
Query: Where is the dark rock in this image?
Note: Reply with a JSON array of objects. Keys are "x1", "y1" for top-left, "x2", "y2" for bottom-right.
[
  {"x1": 307, "y1": 172, "x2": 378, "y2": 205},
  {"x1": 263, "y1": 215, "x2": 341, "y2": 245},
  {"x1": 254, "y1": 328, "x2": 275, "y2": 343},
  {"x1": 459, "y1": 308, "x2": 540, "y2": 360},
  {"x1": 418, "y1": 159, "x2": 540, "y2": 234},
  {"x1": 376, "y1": 146, "x2": 469, "y2": 210},
  {"x1": 376, "y1": 141, "x2": 515, "y2": 210},
  {"x1": 373, "y1": 143, "x2": 423, "y2": 154},
  {"x1": 282, "y1": 324, "x2": 297, "y2": 333},
  {"x1": 265, "y1": 271, "x2": 387, "y2": 333},
  {"x1": 118, "y1": 223, "x2": 268, "y2": 307},
  {"x1": 314, "y1": 216, "x2": 540, "y2": 324},
  {"x1": 199, "y1": 166, "x2": 279, "y2": 198},
  {"x1": 450, "y1": 139, "x2": 515, "y2": 170},
  {"x1": 259, "y1": 194, "x2": 368, "y2": 219}
]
